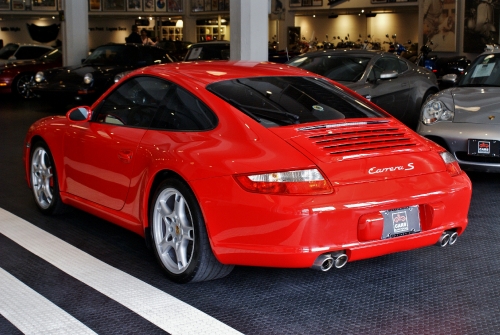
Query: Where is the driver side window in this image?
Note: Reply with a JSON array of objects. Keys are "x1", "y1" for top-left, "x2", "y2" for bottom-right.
[
  {"x1": 93, "y1": 77, "x2": 171, "y2": 128},
  {"x1": 369, "y1": 57, "x2": 400, "y2": 81}
]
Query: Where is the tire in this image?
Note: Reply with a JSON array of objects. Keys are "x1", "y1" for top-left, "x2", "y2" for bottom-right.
[
  {"x1": 30, "y1": 142, "x2": 66, "y2": 215},
  {"x1": 150, "y1": 178, "x2": 233, "y2": 283},
  {"x1": 13, "y1": 73, "x2": 36, "y2": 99}
]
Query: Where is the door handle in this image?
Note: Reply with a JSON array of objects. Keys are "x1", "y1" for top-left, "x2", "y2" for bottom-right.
[{"x1": 118, "y1": 150, "x2": 133, "y2": 163}]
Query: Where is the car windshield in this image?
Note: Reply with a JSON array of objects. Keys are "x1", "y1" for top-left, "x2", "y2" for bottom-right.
[
  {"x1": 287, "y1": 55, "x2": 371, "y2": 82},
  {"x1": 207, "y1": 76, "x2": 383, "y2": 127},
  {"x1": 459, "y1": 53, "x2": 500, "y2": 87},
  {"x1": 85, "y1": 45, "x2": 136, "y2": 66},
  {"x1": 185, "y1": 44, "x2": 230, "y2": 60},
  {"x1": 0, "y1": 43, "x2": 19, "y2": 60},
  {"x1": 38, "y1": 48, "x2": 61, "y2": 61}
]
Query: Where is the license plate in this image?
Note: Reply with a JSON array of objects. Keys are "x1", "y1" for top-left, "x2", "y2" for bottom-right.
[
  {"x1": 468, "y1": 139, "x2": 500, "y2": 157},
  {"x1": 380, "y1": 206, "x2": 421, "y2": 239}
]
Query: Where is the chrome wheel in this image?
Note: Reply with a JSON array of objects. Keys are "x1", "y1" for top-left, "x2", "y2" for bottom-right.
[
  {"x1": 152, "y1": 187, "x2": 195, "y2": 274},
  {"x1": 31, "y1": 146, "x2": 54, "y2": 210},
  {"x1": 14, "y1": 74, "x2": 35, "y2": 99}
]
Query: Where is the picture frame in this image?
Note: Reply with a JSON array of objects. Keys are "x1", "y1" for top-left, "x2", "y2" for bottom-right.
[
  {"x1": 156, "y1": 0, "x2": 166, "y2": 11},
  {"x1": 89, "y1": 0, "x2": 102, "y2": 12},
  {"x1": 127, "y1": 0, "x2": 142, "y2": 11},
  {"x1": 143, "y1": 0, "x2": 154, "y2": 12},
  {"x1": 211, "y1": 0, "x2": 217, "y2": 10},
  {"x1": 32, "y1": 0, "x2": 57, "y2": 11},
  {"x1": 302, "y1": 0, "x2": 312, "y2": 6},
  {"x1": 191, "y1": 0, "x2": 203, "y2": 12},
  {"x1": 167, "y1": 0, "x2": 182, "y2": 12},
  {"x1": 11, "y1": 0, "x2": 23, "y2": 10},
  {"x1": 0, "y1": 0, "x2": 9, "y2": 11},
  {"x1": 289, "y1": 0, "x2": 301, "y2": 7},
  {"x1": 423, "y1": 0, "x2": 456, "y2": 52},
  {"x1": 204, "y1": 0, "x2": 211, "y2": 11},
  {"x1": 312, "y1": 0, "x2": 322, "y2": 6},
  {"x1": 103, "y1": 0, "x2": 125, "y2": 11}
]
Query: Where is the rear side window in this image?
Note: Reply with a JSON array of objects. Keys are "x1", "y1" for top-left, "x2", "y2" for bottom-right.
[
  {"x1": 15, "y1": 47, "x2": 51, "y2": 60},
  {"x1": 207, "y1": 76, "x2": 383, "y2": 127}
]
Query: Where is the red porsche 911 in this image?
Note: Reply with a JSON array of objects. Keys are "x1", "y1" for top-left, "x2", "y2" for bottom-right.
[{"x1": 24, "y1": 61, "x2": 472, "y2": 283}]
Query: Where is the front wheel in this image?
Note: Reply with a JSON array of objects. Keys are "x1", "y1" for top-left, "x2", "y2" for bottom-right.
[
  {"x1": 13, "y1": 73, "x2": 36, "y2": 99},
  {"x1": 150, "y1": 178, "x2": 233, "y2": 283},
  {"x1": 30, "y1": 142, "x2": 66, "y2": 214}
]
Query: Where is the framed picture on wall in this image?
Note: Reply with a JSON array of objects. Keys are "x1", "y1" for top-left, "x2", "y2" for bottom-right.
[
  {"x1": 127, "y1": 0, "x2": 142, "y2": 10},
  {"x1": 156, "y1": 0, "x2": 166, "y2": 11},
  {"x1": 464, "y1": 0, "x2": 499, "y2": 53},
  {"x1": 0, "y1": 0, "x2": 9, "y2": 11},
  {"x1": 144, "y1": 0, "x2": 154, "y2": 11},
  {"x1": 89, "y1": 0, "x2": 101, "y2": 11},
  {"x1": 204, "y1": 0, "x2": 211, "y2": 11},
  {"x1": 103, "y1": 0, "x2": 125, "y2": 11},
  {"x1": 312, "y1": 0, "x2": 322, "y2": 6},
  {"x1": 32, "y1": 0, "x2": 57, "y2": 10},
  {"x1": 11, "y1": 0, "x2": 23, "y2": 10},
  {"x1": 192, "y1": 0, "x2": 204, "y2": 12},
  {"x1": 290, "y1": 0, "x2": 301, "y2": 7},
  {"x1": 302, "y1": 0, "x2": 312, "y2": 6},
  {"x1": 423, "y1": 0, "x2": 456, "y2": 52},
  {"x1": 168, "y1": 0, "x2": 182, "y2": 12}
]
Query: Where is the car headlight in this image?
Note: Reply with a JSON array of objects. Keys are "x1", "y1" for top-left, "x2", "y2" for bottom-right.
[
  {"x1": 234, "y1": 168, "x2": 333, "y2": 195},
  {"x1": 422, "y1": 99, "x2": 454, "y2": 125},
  {"x1": 35, "y1": 71, "x2": 45, "y2": 83},
  {"x1": 83, "y1": 73, "x2": 93, "y2": 85}
]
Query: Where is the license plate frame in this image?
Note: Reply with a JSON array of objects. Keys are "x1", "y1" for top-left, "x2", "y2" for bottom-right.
[
  {"x1": 468, "y1": 139, "x2": 500, "y2": 157},
  {"x1": 380, "y1": 205, "x2": 421, "y2": 240}
]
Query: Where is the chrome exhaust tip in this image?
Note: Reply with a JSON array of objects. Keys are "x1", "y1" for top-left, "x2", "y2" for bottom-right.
[
  {"x1": 436, "y1": 232, "x2": 450, "y2": 247},
  {"x1": 312, "y1": 254, "x2": 334, "y2": 272},
  {"x1": 448, "y1": 231, "x2": 458, "y2": 246},
  {"x1": 331, "y1": 252, "x2": 348, "y2": 269}
]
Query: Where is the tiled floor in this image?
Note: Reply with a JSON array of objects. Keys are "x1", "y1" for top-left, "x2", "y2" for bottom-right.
[{"x1": 1, "y1": 97, "x2": 500, "y2": 335}]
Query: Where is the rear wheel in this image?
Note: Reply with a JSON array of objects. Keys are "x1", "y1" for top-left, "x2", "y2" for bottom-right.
[
  {"x1": 30, "y1": 142, "x2": 66, "y2": 214},
  {"x1": 150, "y1": 178, "x2": 233, "y2": 283},
  {"x1": 13, "y1": 73, "x2": 36, "y2": 99}
]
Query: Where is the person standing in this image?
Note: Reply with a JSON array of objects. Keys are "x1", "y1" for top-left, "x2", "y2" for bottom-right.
[
  {"x1": 126, "y1": 25, "x2": 142, "y2": 44},
  {"x1": 141, "y1": 29, "x2": 155, "y2": 46}
]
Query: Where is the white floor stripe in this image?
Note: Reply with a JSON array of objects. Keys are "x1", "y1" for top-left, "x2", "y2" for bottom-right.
[
  {"x1": 0, "y1": 267, "x2": 97, "y2": 335},
  {"x1": 0, "y1": 208, "x2": 243, "y2": 335}
]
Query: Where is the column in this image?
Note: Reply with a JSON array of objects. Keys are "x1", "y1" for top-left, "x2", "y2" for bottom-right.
[
  {"x1": 61, "y1": 0, "x2": 89, "y2": 67},
  {"x1": 230, "y1": 0, "x2": 269, "y2": 61}
]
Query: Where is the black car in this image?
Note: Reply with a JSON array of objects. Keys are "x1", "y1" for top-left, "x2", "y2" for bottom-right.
[
  {"x1": 33, "y1": 43, "x2": 175, "y2": 104},
  {"x1": 156, "y1": 40, "x2": 193, "y2": 61}
]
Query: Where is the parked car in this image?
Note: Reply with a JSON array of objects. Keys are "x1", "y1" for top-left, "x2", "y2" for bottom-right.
[
  {"x1": 156, "y1": 40, "x2": 192, "y2": 61},
  {"x1": 286, "y1": 49, "x2": 440, "y2": 129},
  {"x1": 0, "y1": 43, "x2": 53, "y2": 65},
  {"x1": 0, "y1": 48, "x2": 62, "y2": 98},
  {"x1": 184, "y1": 41, "x2": 301, "y2": 64},
  {"x1": 24, "y1": 61, "x2": 471, "y2": 283},
  {"x1": 32, "y1": 43, "x2": 175, "y2": 104},
  {"x1": 417, "y1": 46, "x2": 500, "y2": 172}
]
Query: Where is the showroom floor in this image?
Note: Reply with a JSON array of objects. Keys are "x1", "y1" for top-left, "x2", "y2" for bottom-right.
[{"x1": 1, "y1": 96, "x2": 500, "y2": 335}]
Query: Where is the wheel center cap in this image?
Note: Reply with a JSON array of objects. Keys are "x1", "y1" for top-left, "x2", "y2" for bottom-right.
[{"x1": 175, "y1": 225, "x2": 180, "y2": 235}]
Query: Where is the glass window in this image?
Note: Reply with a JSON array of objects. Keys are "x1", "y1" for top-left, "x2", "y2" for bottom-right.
[
  {"x1": 93, "y1": 77, "x2": 170, "y2": 128},
  {"x1": 369, "y1": 57, "x2": 400, "y2": 81},
  {"x1": 287, "y1": 55, "x2": 371, "y2": 82},
  {"x1": 207, "y1": 76, "x2": 383, "y2": 127},
  {"x1": 150, "y1": 85, "x2": 218, "y2": 130},
  {"x1": 459, "y1": 53, "x2": 500, "y2": 87},
  {"x1": 399, "y1": 60, "x2": 408, "y2": 73},
  {"x1": 0, "y1": 43, "x2": 19, "y2": 60},
  {"x1": 15, "y1": 46, "x2": 51, "y2": 60}
]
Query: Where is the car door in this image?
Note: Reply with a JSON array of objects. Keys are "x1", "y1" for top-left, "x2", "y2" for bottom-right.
[
  {"x1": 366, "y1": 56, "x2": 411, "y2": 121},
  {"x1": 63, "y1": 76, "x2": 170, "y2": 210}
]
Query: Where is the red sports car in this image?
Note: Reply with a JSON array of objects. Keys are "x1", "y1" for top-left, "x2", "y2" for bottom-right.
[{"x1": 24, "y1": 61, "x2": 472, "y2": 283}]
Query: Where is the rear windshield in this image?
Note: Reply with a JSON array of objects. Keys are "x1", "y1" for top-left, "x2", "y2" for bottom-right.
[{"x1": 207, "y1": 76, "x2": 383, "y2": 127}]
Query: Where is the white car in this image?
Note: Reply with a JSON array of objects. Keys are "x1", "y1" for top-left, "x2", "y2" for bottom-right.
[{"x1": 0, "y1": 43, "x2": 53, "y2": 65}]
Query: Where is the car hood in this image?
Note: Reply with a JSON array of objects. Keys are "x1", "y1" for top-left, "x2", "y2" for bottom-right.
[
  {"x1": 269, "y1": 119, "x2": 446, "y2": 184},
  {"x1": 450, "y1": 87, "x2": 500, "y2": 124}
]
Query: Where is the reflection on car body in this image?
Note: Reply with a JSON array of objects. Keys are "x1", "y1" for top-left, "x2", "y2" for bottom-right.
[{"x1": 24, "y1": 61, "x2": 471, "y2": 283}]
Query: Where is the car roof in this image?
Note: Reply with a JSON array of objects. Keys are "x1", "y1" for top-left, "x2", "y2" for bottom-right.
[{"x1": 137, "y1": 60, "x2": 316, "y2": 85}]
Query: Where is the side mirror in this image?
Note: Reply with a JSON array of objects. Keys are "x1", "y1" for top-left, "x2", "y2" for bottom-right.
[
  {"x1": 67, "y1": 106, "x2": 92, "y2": 122},
  {"x1": 442, "y1": 73, "x2": 458, "y2": 83},
  {"x1": 380, "y1": 70, "x2": 398, "y2": 80}
]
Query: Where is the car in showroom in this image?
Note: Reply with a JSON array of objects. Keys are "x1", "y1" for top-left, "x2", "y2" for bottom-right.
[
  {"x1": 0, "y1": 48, "x2": 62, "y2": 98},
  {"x1": 286, "y1": 49, "x2": 439, "y2": 129},
  {"x1": 417, "y1": 46, "x2": 500, "y2": 172},
  {"x1": 32, "y1": 43, "x2": 175, "y2": 105},
  {"x1": 0, "y1": 43, "x2": 54, "y2": 65},
  {"x1": 24, "y1": 61, "x2": 472, "y2": 283}
]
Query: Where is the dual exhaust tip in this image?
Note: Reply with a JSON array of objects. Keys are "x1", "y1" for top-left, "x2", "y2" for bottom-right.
[
  {"x1": 436, "y1": 230, "x2": 458, "y2": 247},
  {"x1": 312, "y1": 252, "x2": 348, "y2": 272}
]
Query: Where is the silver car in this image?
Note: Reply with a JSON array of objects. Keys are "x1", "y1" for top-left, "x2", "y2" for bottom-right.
[
  {"x1": 287, "y1": 49, "x2": 439, "y2": 129},
  {"x1": 417, "y1": 47, "x2": 500, "y2": 172}
]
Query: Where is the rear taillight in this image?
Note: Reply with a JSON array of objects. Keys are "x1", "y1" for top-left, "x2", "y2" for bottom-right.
[
  {"x1": 439, "y1": 151, "x2": 461, "y2": 177},
  {"x1": 234, "y1": 168, "x2": 333, "y2": 195}
]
